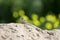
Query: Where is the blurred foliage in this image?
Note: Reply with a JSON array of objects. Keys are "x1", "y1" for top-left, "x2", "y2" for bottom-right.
[
  {"x1": 0, "y1": 0, "x2": 60, "y2": 30},
  {"x1": 45, "y1": 22, "x2": 52, "y2": 30},
  {"x1": 13, "y1": 10, "x2": 60, "y2": 30}
]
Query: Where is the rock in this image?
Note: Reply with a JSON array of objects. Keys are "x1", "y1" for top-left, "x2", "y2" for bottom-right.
[{"x1": 0, "y1": 23, "x2": 60, "y2": 40}]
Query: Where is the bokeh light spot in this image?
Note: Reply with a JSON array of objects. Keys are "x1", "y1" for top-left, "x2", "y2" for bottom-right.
[
  {"x1": 46, "y1": 14, "x2": 56, "y2": 23},
  {"x1": 45, "y1": 23, "x2": 52, "y2": 30},
  {"x1": 13, "y1": 11, "x2": 19, "y2": 18},
  {"x1": 31, "y1": 13, "x2": 38, "y2": 20},
  {"x1": 40, "y1": 17, "x2": 45, "y2": 23},
  {"x1": 19, "y1": 10, "x2": 25, "y2": 16},
  {"x1": 54, "y1": 20, "x2": 59, "y2": 28}
]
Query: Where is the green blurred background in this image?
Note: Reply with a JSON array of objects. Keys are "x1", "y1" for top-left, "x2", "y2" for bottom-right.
[{"x1": 0, "y1": 0, "x2": 60, "y2": 30}]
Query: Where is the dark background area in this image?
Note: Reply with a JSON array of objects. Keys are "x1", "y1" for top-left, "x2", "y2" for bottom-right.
[{"x1": 0, "y1": 0, "x2": 60, "y2": 29}]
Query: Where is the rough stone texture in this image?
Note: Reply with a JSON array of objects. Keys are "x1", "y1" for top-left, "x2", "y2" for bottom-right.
[{"x1": 0, "y1": 23, "x2": 60, "y2": 40}]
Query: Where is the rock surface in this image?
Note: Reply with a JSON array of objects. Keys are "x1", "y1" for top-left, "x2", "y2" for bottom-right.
[{"x1": 0, "y1": 23, "x2": 60, "y2": 40}]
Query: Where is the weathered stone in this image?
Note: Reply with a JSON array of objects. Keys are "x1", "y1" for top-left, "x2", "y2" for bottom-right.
[{"x1": 0, "y1": 23, "x2": 60, "y2": 40}]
